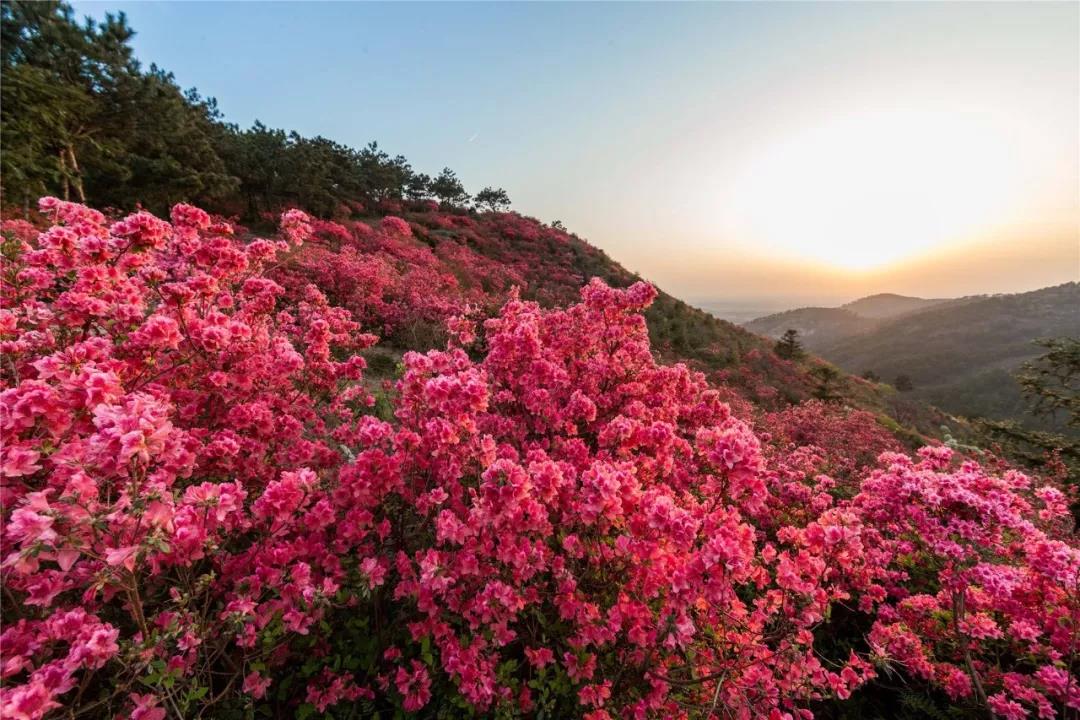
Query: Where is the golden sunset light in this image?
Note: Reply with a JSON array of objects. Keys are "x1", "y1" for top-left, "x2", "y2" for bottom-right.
[{"x1": 723, "y1": 109, "x2": 1026, "y2": 271}]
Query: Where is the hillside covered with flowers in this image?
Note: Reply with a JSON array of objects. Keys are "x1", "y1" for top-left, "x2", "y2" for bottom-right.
[
  {"x1": 1, "y1": 199, "x2": 1077, "y2": 720},
  {"x1": 238, "y1": 199, "x2": 956, "y2": 445},
  {"x1": 2, "y1": 4, "x2": 1078, "y2": 719}
]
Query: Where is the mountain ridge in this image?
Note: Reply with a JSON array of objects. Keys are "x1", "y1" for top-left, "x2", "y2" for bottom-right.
[
  {"x1": 745, "y1": 282, "x2": 1080, "y2": 431},
  {"x1": 839, "y1": 292, "x2": 950, "y2": 319}
]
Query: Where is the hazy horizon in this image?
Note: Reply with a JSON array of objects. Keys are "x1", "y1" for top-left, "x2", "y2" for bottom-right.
[
  {"x1": 73, "y1": 1, "x2": 1079, "y2": 302},
  {"x1": 687, "y1": 277, "x2": 1078, "y2": 324}
]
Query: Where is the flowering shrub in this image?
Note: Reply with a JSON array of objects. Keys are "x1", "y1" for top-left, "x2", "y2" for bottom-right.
[
  {"x1": 764, "y1": 401, "x2": 901, "y2": 485},
  {"x1": 347, "y1": 279, "x2": 881, "y2": 718},
  {"x1": 1, "y1": 200, "x2": 1076, "y2": 719},
  {"x1": 288, "y1": 216, "x2": 513, "y2": 343},
  {"x1": 1, "y1": 199, "x2": 374, "y2": 718},
  {"x1": 855, "y1": 448, "x2": 1080, "y2": 718}
]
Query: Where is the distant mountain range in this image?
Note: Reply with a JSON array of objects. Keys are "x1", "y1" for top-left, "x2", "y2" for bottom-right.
[
  {"x1": 745, "y1": 283, "x2": 1080, "y2": 431},
  {"x1": 840, "y1": 293, "x2": 950, "y2": 319}
]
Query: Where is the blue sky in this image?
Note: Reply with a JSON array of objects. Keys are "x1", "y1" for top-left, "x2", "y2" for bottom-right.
[{"x1": 73, "y1": 2, "x2": 1079, "y2": 304}]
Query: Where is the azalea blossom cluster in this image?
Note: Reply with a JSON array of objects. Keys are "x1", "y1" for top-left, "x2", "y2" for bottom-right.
[
  {"x1": 291, "y1": 217, "x2": 479, "y2": 338},
  {"x1": 857, "y1": 448, "x2": 1080, "y2": 718},
  {"x1": 763, "y1": 401, "x2": 901, "y2": 484},
  {"x1": 1, "y1": 199, "x2": 373, "y2": 718},
  {"x1": 287, "y1": 209, "x2": 601, "y2": 344},
  {"x1": 1, "y1": 200, "x2": 1076, "y2": 719}
]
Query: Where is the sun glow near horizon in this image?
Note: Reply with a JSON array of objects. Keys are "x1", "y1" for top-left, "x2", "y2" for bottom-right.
[
  {"x1": 720, "y1": 109, "x2": 1044, "y2": 272},
  {"x1": 71, "y1": 0, "x2": 1079, "y2": 300}
]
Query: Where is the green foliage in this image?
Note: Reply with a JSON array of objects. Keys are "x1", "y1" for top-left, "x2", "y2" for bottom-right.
[
  {"x1": 796, "y1": 283, "x2": 1079, "y2": 432},
  {"x1": 405, "y1": 172, "x2": 432, "y2": 201},
  {"x1": 84, "y1": 71, "x2": 238, "y2": 212},
  {"x1": 430, "y1": 168, "x2": 470, "y2": 207},
  {"x1": 812, "y1": 364, "x2": 843, "y2": 403},
  {"x1": 1016, "y1": 337, "x2": 1080, "y2": 430},
  {"x1": 0, "y1": 2, "x2": 497, "y2": 218},
  {"x1": 775, "y1": 328, "x2": 805, "y2": 360},
  {"x1": 897, "y1": 691, "x2": 960, "y2": 720},
  {"x1": 644, "y1": 293, "x2": 744, "y2": 367},
  {"x1": 977, "y1": 337, "x2": 1080, "y2": 504},
  {"x1": 474, "y1": 186, "x2": 511, "y2": 212},
  {"x1": 940, "y1": 425, "x2": 981, "y2": 455},
  {"x1": 1, "y1": 1, "x2": 235, "y2": 212}
]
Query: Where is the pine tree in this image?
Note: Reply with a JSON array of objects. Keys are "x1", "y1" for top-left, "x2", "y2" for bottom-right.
[
  {"x1": 774, "y1": 329, "x2": 805, "y2": 360},
  {"x1": 430, "y1": 168, "x2": 470, "y2": 207},
  {"x1": 812, "y1": 365, "x2": 843, "y2": 403},
  {"x1": 1, "y1": 2, "x2": 474, "y2": 217},
  {"x1": 1, "y1": 2, "x2": 236, "y2": 212},
  {"x1": 474, "y1": 186, "x2": 510, "y2": 212}
]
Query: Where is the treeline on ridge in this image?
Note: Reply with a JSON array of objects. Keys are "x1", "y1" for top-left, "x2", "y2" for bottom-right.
[{"x1": 1, "y1": 1, "x2": 510, "y2": 218}]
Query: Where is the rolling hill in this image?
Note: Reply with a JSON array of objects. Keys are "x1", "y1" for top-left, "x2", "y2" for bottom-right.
[
  {"x1": 744, "y1": 293, "x2": 958, "y2": 349},
  {"x1": 746, "y1": 283, "x2": 1080, "y2": 431},
  {"x1": 840, "y1": 293, "x2": 950, "y2": 319},
  {"x1": 744, "y1": 306, "x2": 877, "y2": 349}
]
